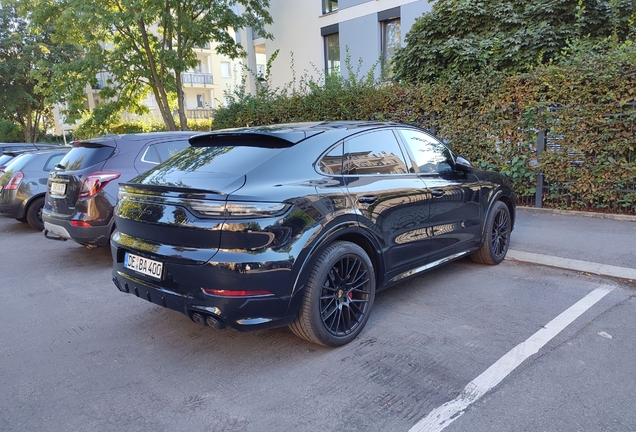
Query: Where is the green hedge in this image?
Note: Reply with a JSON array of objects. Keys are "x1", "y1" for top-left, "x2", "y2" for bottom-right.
[
  {"x1": 212, "y1": 41, "x2": 636, "y2": 214},
  {"x1": 73, "y1": 118, "x2": 211, "y2": 140}
]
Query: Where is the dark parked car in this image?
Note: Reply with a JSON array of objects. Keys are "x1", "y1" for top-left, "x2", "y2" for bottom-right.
[
  {"x1": 0, "y1": 148, "x2": 71, "y2": 230},
  {"x1": 111, "y1": 122, "x2": 516, "y2": 346},
  {"x1": 42, "y1": 132, "x2": 193, "y2": 247},
  {"x1": 0, "y1": 145, "x2": 62, "y2": 173},
  {"x1": 0, "y1": 142, "x2": 60, "y2": 152}
]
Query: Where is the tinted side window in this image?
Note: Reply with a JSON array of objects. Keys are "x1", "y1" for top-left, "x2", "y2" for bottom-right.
[
  {"x1": 318, "y1": 143, "x2": 344, "y2": 174},
  {"x1": 343, "y1": 130, "x2": 408, "y2": 175},
  {"x1": 43, "y1": 154, "x2": 66, "y2": 171},
  {"x1": 57, "y1": 144, "x2": 114, "y2": 171},
  {"x1": 142, "y1": 140, "x2": 189, "y2": 164},
  {"x1": 398, "y1": 129, "x2": 454, "y2": 174}
]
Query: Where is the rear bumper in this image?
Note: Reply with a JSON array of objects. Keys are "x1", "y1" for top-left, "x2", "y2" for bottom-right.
[
  {"x1": 110, "y1": 233, "x2": 301, "y2": 331},
  {"x1": 0, "y1": 203, "x2": 17, "y2": 218},
  {"x1": 111, "y1": 267, "x2": 296, "y2": 331},
  {"x1": 42, "y1": 212, "x2": 113, "y2": 246},
  {"x1": 0, "y1": 191, "x2": 19, "y2": 218}
]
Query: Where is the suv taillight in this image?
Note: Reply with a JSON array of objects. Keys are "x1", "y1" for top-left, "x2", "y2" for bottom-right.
[
  {"x1": 4, "y1": 172, "x2": 24, "y2": 190},
  {"x1": 79, "y1": 171, "x2": 121, "y2": 199}
]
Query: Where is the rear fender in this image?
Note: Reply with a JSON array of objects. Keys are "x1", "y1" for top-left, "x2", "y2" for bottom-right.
[
  {"x1": 285, "y1": 222, "x2": 383, "y2": 320},
  {"x1": 17, "y1": 193, "x2": 45, "y2": 220}
]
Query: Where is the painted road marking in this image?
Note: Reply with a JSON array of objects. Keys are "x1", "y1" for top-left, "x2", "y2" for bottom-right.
[{"x1": 409, "y1": 285, "x2": 615, "y2": 432}]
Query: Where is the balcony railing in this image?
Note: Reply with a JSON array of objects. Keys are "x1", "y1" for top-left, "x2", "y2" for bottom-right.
[
  {"x1": 185, "y1": 109, "x2": 213, "y2": 119},
  {"x1": 180, "y1": 72, "x2": 213, "y2": 86}
]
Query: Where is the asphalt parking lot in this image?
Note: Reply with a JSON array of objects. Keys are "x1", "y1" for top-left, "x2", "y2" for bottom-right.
[{"x1": 1, "y1": 214, "x2": 635, "y2": 432}]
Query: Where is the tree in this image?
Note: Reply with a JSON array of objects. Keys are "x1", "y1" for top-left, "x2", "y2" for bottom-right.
[
  {"x1": 0, "y1": 0, "x2": 84, "y2": 142},
  {"x1": 393, "y1": 0, "x2": 636, "y2": 83},
  {"x1": 34, "y1": 0, "x2": 273, "y2": 131}
]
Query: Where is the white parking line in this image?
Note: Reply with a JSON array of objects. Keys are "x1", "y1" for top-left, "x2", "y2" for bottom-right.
[{"x1": 409, "y1": 285, "x2": 615, "y2": 432}]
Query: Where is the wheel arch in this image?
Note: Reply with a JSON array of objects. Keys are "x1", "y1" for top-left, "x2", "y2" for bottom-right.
[
  {"x1": 497, "y1": 193, "x2": 516, "y2": 231},
  {"x1": 18, "y1": 192, "x2": 45, "y2": 220},
  {"x1": 286, "y1": 223, "x2": 384, "y2": 318},
  {"x1": 481, "y1": 190, "x2": 515, "y2": 240}
]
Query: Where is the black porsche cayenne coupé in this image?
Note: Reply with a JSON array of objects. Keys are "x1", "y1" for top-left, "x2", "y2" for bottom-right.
[{"x1": 111, "y1": 122, "x2": 516, "y2": 346}]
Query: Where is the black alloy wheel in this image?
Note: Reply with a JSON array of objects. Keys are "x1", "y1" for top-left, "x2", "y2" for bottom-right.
[
  {"x1": 491, "y1": 205, "x2": 510, "y2": 259},
  {"x1": 471, "y1": 201, "x2": 511, "y2": 265},
  {"x1": 290, "y1": 241, "x2": 376, "y2": 346},
  {"x1": 320, "y1": 254, "x2": 372, "y2": 337}
]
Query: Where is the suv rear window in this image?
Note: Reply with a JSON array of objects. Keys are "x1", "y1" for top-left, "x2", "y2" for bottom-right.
[
  {"x1": 57, "y1": 144, "x2": 114, "y2": 171},
  {"x1": 2, "y1": 153, "x2": 34, "y2": 172},
  {"x1": 136, "y1": 145, "x2": 286, "y2": 184},
  {"x1": 0, "y1": 154, "x2": 16, "y2": 166}
]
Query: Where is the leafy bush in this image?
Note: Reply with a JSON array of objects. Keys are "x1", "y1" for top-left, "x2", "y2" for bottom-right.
[{"x1": 0, "y1": 120, "x2": 24, "y2": 142}]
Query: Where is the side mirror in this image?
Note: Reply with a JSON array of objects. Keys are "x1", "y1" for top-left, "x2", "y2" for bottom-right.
[{"x1": 455, "y1": 156, "x2": 473, "y2": 173}]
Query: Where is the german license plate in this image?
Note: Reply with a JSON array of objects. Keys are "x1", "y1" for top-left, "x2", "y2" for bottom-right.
[
  {"x1": 124, "y1": 252, "x2": 163, "y2": 280},
  {"x1": 50, "y1": 182, "x2": 66, "y2": 195}
]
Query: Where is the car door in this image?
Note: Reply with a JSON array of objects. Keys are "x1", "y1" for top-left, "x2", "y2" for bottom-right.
[
  {"x1": 342, "y1": 129, "x2": 432, "y2": 279},
  {"x1": 396, "y1": 128, "x2": 482, "y2": 262}
]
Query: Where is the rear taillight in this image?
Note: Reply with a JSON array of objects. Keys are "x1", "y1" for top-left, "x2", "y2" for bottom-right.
[
  {"x1": 70, "y1": 220, "x2": 91, "y2": 227},
  {"x1": 189, "y1": 201, "x2": 290, "y2": 219},
  {"x1": 79, "y1": 171, "x2": 121, "y2": 199},
  {"x1": 4, "y1": 172, "x2": 24, "y2": 190}
]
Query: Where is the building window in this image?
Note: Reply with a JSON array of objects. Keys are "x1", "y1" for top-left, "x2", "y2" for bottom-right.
[
  {"x1": 324, "y1": 33, "x2": 340, "y2": 76},
  {"x1": 381, "y1": 18, "x2": 401, "y2": 79},
  {"x1": 196, "y1": 94, "x2": 204, "y2": 108},
  {"x1": 220, "y1": 62, "x2": 231, "y2": 78},
  {"x1": 145, "y1": 93, "x2": 155, "y2": 109},
  {"x1": 323, "y1": 0, "x2": 338, "y2": 14}
]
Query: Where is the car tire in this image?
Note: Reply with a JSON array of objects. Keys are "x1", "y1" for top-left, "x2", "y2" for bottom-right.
[
  {"x1": 289, "y1": 241, "x2": 376, "y2": 347},
  {"x1": 471, "y1": 201, "x2": 511, "y2": 265},
  {"x1": 26, "y1": 196, "x2": 45, "y2": 231}
]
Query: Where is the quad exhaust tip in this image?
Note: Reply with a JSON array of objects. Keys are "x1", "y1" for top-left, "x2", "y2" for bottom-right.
[{"x1": 190, "y1": 312, "x2": 227, "y2": 330}]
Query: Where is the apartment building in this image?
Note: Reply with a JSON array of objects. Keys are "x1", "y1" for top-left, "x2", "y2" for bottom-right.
[
  {"x1": 244, "y1": 0, "x2": 435, "y2": 90},
  {"x1": 54, "y1": 40, "x2": 244, "y2": 134}
]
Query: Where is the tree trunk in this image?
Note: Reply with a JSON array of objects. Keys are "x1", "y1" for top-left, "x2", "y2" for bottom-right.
[
  {"x1": 24, "y1": 106, "x2": 33, "y2": 143},
  {"x1": 138, "y1": 19, "x2": 177, "y2": 131},
  {"x1": 175, "y1": 72, "x2": 188, "y2": 130},
  {"x1": 174, "y1": 6, "x2": 187, "y2": 131}
]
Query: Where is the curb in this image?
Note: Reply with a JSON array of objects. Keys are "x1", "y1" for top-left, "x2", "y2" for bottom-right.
[
  {"x1": 517, "y1": 206, "x2": 636, "y2": 222},
  {"x1": 506, "y1": 249, "x2": 636, "y2": 283}
]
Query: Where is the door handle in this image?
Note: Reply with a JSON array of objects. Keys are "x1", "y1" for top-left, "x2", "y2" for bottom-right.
[
  {"x1": 358, "y1": 195, "x2": 378, "y2": 205},
  {"x1": 431, "y1": 189, "x2": 445, "y2": 197}
]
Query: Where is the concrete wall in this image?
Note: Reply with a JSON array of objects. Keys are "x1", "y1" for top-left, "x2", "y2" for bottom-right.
[
  {"x1": 263, "y1": 0, "x2": 324, "y2": 89},
  {"x1": 400, "y1": 1, "x2": 434, "y2": 42},
  {"x1": 339, "y1": 14, "x2": 381, "y2": 80},
  {"x1": 339, "y1": 0, "x2": 370, "y2": 9}
]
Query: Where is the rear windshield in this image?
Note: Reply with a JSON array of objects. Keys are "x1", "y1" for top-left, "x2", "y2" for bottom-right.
[
  {"x1": 0, "y1": 154, "x2": 16, "y2": 167},
  {"x1": 56, "y1": 144, "x2": 114, "y2": 171},
  {"x1": 2, "y1": 153, "x2": 34, "y2": 172},
  {"x1": 135, "y1": 146, "x2": 286, "y2": 184}
]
